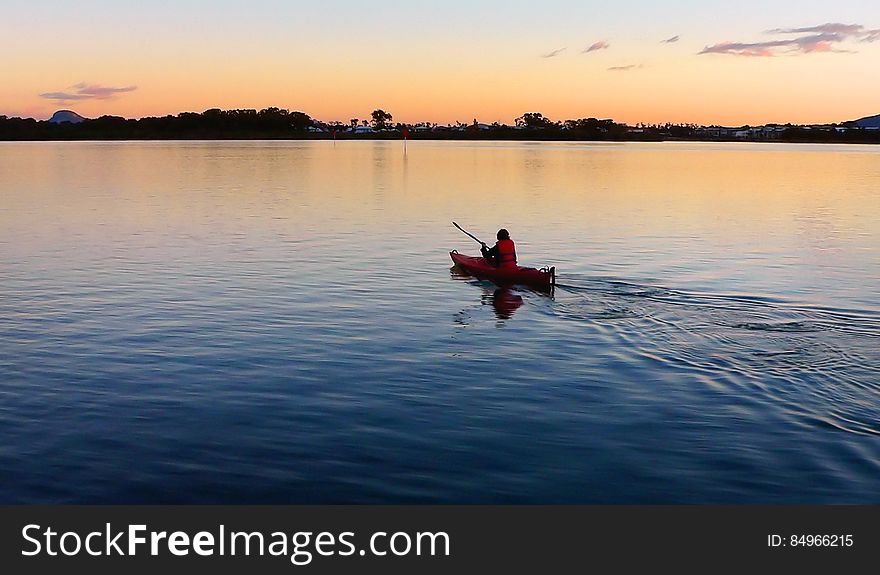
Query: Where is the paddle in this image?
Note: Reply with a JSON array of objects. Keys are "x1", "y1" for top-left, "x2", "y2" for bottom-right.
[{"x1": 452, "y1": 221, "x2": 486, "y2": 247}]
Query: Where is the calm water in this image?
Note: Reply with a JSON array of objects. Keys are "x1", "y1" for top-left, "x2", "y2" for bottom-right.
[{"x1": 1, "y1": 140, "x2": 878, "y2": 503}]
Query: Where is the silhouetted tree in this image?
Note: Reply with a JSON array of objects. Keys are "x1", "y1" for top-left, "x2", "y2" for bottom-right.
[
  {"x1": 288, "y1": 111, "x2": 313, "y2": 130},
  {"x1": 371, "y1": 109, "x2": 393, "y2": 129},
  {"x1": 515, "y1": 112, "x2": 553, "y2": 129}
]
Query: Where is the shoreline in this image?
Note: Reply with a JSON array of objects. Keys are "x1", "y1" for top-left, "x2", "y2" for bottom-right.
[{"x1": 2, "y1": 136, "x2": 880, "y2": 145}]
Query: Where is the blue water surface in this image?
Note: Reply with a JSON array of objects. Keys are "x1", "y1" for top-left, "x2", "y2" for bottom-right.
[{"x1": 1, "y1": 140, "x2": 878, "y2": 503}]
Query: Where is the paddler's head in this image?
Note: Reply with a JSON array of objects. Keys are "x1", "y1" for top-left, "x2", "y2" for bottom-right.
[{"x1": 497, "y1": 229, "x2": 510, "y2": 240}]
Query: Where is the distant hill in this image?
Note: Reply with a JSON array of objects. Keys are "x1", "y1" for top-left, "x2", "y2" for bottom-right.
[
  {"x1": 48, "y1": 110, "x2": 86, "y2": 124},
  {"x1": 852, "y1": 113, "x2": 880, "y2": 128}
]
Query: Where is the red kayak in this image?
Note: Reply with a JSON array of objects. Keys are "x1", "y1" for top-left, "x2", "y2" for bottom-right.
[{"x1": 449, "y1": 251, "x2": 555, "y2": 290}]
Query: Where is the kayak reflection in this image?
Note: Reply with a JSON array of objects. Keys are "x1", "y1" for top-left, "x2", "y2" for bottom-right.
[
  {"x1": 450, "y1": 264, "x2": 554, "y2": 320},
  {"x1": 489, "y1": 288, "x2": 523, "y2": 319}
]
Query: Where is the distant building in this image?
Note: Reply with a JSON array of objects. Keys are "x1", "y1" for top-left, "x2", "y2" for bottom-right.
[{"x1": 745, "y1": 125, "x2": 784, "y2": 140}]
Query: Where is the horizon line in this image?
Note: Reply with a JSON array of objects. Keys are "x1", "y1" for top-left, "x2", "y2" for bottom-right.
[{"x1": 4, "y1": 107, "x2": 878, "y2": 128}]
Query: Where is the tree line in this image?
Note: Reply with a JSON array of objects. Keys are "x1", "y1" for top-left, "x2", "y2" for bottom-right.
[{"x1": 1, "y1": 107, "x2": 877, "y2": 143}]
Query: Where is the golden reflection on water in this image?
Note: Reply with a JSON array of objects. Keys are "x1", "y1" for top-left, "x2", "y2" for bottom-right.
[{"x1": 1, "y1": 140, "x2": 878, "y2": 308}]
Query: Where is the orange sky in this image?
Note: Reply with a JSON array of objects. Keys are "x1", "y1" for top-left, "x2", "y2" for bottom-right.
[{"x1": 2, "y1": 1, "x2": 879, "y2": 125}]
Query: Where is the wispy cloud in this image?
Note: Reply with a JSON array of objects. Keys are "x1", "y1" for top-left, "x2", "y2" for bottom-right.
[
  {"x1": 583, "y1": 40, "x2": 610, "y2": 53},
  {"x1": 39, "y1": 91, "x2": 94, "y2": 101},
  {"x1": 540, "y1": 47, "x2": 567, "y2": 58},
  {"x1": 607, "y1": 64, "x2": 642, "y2": 72},
  {"x1": 661, "y1": 35, "x2": 680, "y2": 44},
  {"x1": 40, "y1": 83, "x2": 137, "y2": 102},
  {"x1": 768, "y1": 23, "x2": 880, "y2": 44},
  {"x1": 700, "y1": 22, "x2": 878, "y2": 57},
  {"x1": 767, "y1": 23, "x2": 865, "y2": 36},
  {"x1": 700, "y1": 34, "x2": 842, "y2": 56}
]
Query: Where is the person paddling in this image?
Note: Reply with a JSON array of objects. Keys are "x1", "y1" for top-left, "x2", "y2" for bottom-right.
[{"x1": 481, "y1": 229, "x2": 517, "y2": 268}]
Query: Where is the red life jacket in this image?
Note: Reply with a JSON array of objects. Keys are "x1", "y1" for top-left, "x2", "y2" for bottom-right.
[{"x1": 497, "y1": 239, "x2": 517, "y2": 268}]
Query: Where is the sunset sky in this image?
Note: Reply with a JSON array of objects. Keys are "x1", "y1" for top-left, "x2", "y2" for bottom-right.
[{"x1": 3, "y1": 0, "x2": 879, "y2": 125}]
